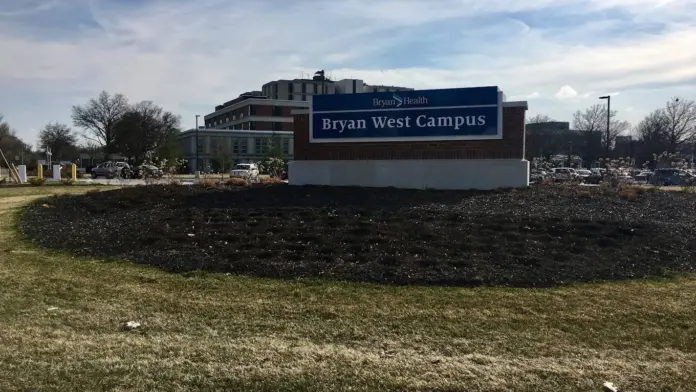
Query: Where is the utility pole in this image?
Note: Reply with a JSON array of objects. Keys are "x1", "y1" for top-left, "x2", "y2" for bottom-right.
[
  {"x1": 195, "y1": 114, "x2": 200, "y2": 177},
  {"x1": 599, "y1": 95, "x2": 611, "y2": 162}
]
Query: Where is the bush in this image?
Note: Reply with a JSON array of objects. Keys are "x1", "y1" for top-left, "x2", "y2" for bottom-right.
[
  {"x1": 618, "y1": 185, "x2": 645, "y2": 201},
  {"x1": 60, "y1": 179, "x2": 75, "y2": 186},
  {"x1": 259, "y1": 176, "x2": 282, "y2": 184},
  {"x1": 226, "y1": 178, "x2": 249, "y2": 187},
  {"x1": 200, "y1": 179, "x2": 219, "y2": 189},
  {"x1": 29, "y1": 177, "x2": 46, "y2": 186},
  {"x1": 260, "y1": 157, "x2": 285, "y2": 177},
  {"x1": 619, "y1": 184, "x2": 646, "y2": 194}
]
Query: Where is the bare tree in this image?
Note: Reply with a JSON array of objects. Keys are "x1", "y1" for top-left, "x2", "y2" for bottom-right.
[
  {"x1": 634, "y1": 109, "x2": 669, "y2": 167},
  {"x1": 663, "y1": 97, "x2": 696, "y2": 152},
  {"x1": 526, "y1": 114, "x2": 555, "y2": 124},
  {"x1": 71, "y1": 91, "x2": 129, "y2": 156},
  {"x1": 210, "y1": 139, "x2": 233, "y2": 178},
  {"x1": 0, "y1": 114, "x2": 13, "y2": 148},
  {"x1": 572, "y1": 104, "x2": 605, "y2": 133},
  {"x1": 112, "y1": 101, "x2": 181, "y2": 163},
  {"x1": 38, "y1": 123, "x2": 79, "y2": 161},
  {"x1": 0, "y1": 114, "x2": 28, "y2": 156},
  {"x1": 573, "y1": 104, "x2": 630, "y2": 160}
]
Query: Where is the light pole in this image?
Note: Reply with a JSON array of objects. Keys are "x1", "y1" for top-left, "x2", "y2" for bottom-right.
[
  {"x1": 599, "y1": 95, "x2": 611, "y2": 162},
  {"x1": 195, "y1": 114, "x2": 200, "y2": 176}
]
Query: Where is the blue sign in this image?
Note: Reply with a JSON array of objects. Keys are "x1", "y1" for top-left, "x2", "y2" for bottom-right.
[{"x1": 310, "y1": 86, "x2": 503, "y2": 143}]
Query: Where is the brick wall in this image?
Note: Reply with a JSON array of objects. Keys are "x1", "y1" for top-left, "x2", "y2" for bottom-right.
[{"x1": 294, "y1": 106, "x2": 527, "y2": 160}]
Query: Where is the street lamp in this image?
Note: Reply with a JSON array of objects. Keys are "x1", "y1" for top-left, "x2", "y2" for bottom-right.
[
  {"x1": 195, "y1": 114, "x2": 200, "y2": 176},
  {"x1": 599, "y1": 95, "x2": 611, "y2": 161}
]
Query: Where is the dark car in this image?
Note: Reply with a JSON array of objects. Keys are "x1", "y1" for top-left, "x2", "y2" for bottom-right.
[
  {"x1": 91, "y1": 162, "x2": 132, "y2": 179},
  {"x1": 131, "y1": 164, "x2": 164, "y2": 179},
  {"x1": 651, "y1": 168, "x2": 686, "y2": 186}
]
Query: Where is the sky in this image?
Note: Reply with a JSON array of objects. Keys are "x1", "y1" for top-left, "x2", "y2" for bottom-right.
[{"x1": 1, "y1": 0, "x2": 696, "y2": 146}]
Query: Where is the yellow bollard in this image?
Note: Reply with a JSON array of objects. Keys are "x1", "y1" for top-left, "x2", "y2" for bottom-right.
[
  {"x1": 38, "y1": 164, "x2": 43, "y2": 180},
  {"x1": 71, "y1": 163, "x2": 77, "y2": 181}
]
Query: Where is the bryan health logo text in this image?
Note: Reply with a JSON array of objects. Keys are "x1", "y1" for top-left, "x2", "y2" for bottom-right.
[{"x1": 373, "y1": 94, "x2": 428, "y2": 108}]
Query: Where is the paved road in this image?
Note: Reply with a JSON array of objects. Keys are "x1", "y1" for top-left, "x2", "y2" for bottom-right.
[
  {"x1": 77, "y1": 178, "x2": 197, "y2": 186},
  {"x1": 75, "y1": 178, "x2": 289, "y2": 186}
]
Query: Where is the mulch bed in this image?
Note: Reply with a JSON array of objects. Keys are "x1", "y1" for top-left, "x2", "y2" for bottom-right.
[{"x1": 18, "y1": 184, "x2": 696, "y2": 288}]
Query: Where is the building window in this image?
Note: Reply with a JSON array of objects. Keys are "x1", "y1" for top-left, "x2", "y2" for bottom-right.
[
  {"x1": 273, "y1": 122, "x2": 283, "y2": 131},
  {"x1": 313, "y1": 84, "x2": 318, "y2": 94},
  {"x1": 233, "y1": 139, "x2": 240, "y2": 154},
  {"x1": 302, "y1": 95, "x2": 307, "y2": 101},
  {"x1": 287, "y1": 94, "x2": 293, "y2": 100},
  {"x1": 288, "y1": 82, "x2": 293, "y2": 93},
  {"x1": 210, "y1": 137, "x2": 224, "y2": 154},
  {"x1": 240, "y1": 113, "x2": 244, "y2": 118},
  {"x1": 249, "y1": 105, "x2": 255, "y2": 116},
  {"x1": 272, "y1": 106, "x2": 283, "y2": 116},
  {"x1": 240, "y1": 138, "x2": 248, "y2": 154},
  {"x1": 197, "y1": 137, "x2": 208, "y2": 153},
  {"x1": 282, "y1": 139, "x2": 290, "y2": 155},
  {"x1": 301, "y1": 83, "x2": 306, "y2": 93},
  {"x1": 249, "y1": 121, "x2": 256, "y2": 130},
  {"x1": 255, "y1": 138, "x2": 263, "y2": 154},
  {"x1": 233, "y1": 115, "x2": 236, "y2": 120}
]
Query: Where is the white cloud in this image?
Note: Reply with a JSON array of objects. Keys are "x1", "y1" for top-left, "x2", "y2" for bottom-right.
[
  {"x1": 0, "y1": 0, "x2": 695, "y2": 143},
  {"x1": 555, "y1": 86, "x2": 579, "y2": 99}
]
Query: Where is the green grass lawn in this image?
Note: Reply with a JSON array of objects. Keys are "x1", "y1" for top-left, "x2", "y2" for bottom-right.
[{"x1": 1, "y1": 186, "x2": 695, "y2": 391}]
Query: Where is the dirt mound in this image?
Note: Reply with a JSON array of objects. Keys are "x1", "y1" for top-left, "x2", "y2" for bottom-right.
[{"x1": 19, "y1": 184, "x2": 696, "y2": 287}]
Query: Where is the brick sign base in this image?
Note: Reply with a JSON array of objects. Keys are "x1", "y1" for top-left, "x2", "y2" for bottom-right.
[{"x1": 288, "y1": 102, "x2": 529, "y2": 190}]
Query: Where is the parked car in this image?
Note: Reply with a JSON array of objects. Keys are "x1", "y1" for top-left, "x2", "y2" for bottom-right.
[
  {"x1": 91, "y1": 161, "x2": 132, "y2": 179},
  {"x1": 551, "y1": 168, "x2": 573, "y2": 182},
  {"x1": 651, "y1": 168, "x2": 686, "y2": 186},
  {"x1": 132, "y1": 164, "x2": 164, "y2": 179},
  {"x1": 229, "y1": 163, "x2": 259, "y2": 181},
  {"x1": 575, "y1": 169, "x2": 592, "y2": 181},
  {"x1": 635, "y1": 171, "x2": 653, "y2": 183}
]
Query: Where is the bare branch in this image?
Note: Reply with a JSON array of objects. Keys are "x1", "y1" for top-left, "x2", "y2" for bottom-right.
[
  {"x1": 663, "y1": 97, "x2": 696, "y2": 152},
  {"x1": 71, "y1": 91, "x2": 129, "y2": 154},
  {"x1": 526, "y1": 114, "x2": 555, "y2": 124}
]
